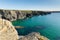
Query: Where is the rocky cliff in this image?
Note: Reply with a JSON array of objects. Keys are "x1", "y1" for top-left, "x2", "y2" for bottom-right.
[
  {"x1": 0, "y1": 9, "x2": 51, "y2": 21},
  {"x1": 0, "y1": 18, "x2": 49, "y2": 40},
  {"x1": 0, "y1": 18, "x2": 19, "y2": 40},
  {"x1": 19, "y1": 32, "x2": 49, "y2": 40},
  {"x1": 0, "y1": 9, "x2": 50, "y2": 40}
]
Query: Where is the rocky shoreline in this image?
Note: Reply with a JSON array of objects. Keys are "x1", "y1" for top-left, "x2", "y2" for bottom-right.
[
  {"x1": 0, "y1": 9, "x2": 50, "y2": 40},
  {"x1": 0, "y1": 18, "x2": 49, "y2": 40},
  {"x1": 18, "y1": 32, "x2": 49, "y2": 40},
  {"x1": 0, "y1": 18, "x2": 19, "y2": 40},
  {"x1": 0, "y1": 9, "x2": 51, "y2": 21}
]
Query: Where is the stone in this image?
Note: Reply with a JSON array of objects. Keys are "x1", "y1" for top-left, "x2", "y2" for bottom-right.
[
  {"x1": 0, "y1": 18, "x2": 19, "y2": 40},
  {"x1": 19, "y1": 32, "x2": 49, "y2": 40},
  {"x1": 0, "y1": 9, "x2": 51, "y2": 21}
]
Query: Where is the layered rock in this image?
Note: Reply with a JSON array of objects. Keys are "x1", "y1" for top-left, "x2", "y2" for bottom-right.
[
  {"x1": 0, "y1": 9, "x2": 51, "y2": 21},
  {"x1": 19, "y1": 32, "x2": 49, "y2": 40},
  {"x1": 0, "y1": 18, "x2": 19, "y2": 40}
]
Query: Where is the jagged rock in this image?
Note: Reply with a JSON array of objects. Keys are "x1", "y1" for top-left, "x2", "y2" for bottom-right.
[
  {"x1": 0, "y1": 18, "x2": 19, "y2": 40},
  {"x1": 0, "y1": 9, "x2": 51, "y2": 21},
  {"x1": 19, "y1": 32, "x2": 49, "y2": 40}
]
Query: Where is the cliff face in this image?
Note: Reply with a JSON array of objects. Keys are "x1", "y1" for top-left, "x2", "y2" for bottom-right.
[
  {"x1": 0, "y1": 9, "x2": 50, "y2": 40},
  {"x1": 0, "y1": 18, "x2": 19, "y2": 40},
  {"x1": 0, "y1": 9, "x2": 51, "y2": 21},
  {"x1": 0, "y1": 18, "x2": 49, "y2": 40}
]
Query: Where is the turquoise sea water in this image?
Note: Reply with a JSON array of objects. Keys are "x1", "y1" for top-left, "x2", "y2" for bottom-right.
[{"x1": 12, "y1": 13, "x2": 60, "y2": 40}]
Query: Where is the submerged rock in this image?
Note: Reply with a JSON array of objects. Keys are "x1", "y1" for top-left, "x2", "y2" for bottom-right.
[
  {"x1": 0, "y1": 18, "x2": 19, "y2": 40},
  {"x1": 19, "y1": 32, "x2": 49, "y2": 40}
]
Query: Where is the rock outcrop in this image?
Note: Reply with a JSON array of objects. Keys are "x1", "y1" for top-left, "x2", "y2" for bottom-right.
[
  {"x1": 0, "y1": 19, "x2": 49, "y2": 40},
  {"x1": 19, "y1": 32, "x2": 49, "y2": 40},
  {"x1": 0, "y1": 9, "x2": 51, "y2": 21},
  {"x1": 0, "y1": 18, "x2": 19, "y2": 40},
  {"x1": 0, "y1": 9, "x2": 50, "y2": 40}
]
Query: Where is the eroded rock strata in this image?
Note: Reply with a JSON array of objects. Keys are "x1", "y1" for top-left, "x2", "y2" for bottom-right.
[{"x1": 0, "y1": 9, "x2": 51, "y2": 21}]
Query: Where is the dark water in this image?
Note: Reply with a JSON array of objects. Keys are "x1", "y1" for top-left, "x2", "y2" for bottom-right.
[{"x1": 12, "y1": 13, "x2": 60, "y2": 40}]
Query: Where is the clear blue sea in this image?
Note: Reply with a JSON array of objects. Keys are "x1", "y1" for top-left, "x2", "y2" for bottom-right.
[{"x1": 12, "y1": 13, "x2": 60, "y2": 40}]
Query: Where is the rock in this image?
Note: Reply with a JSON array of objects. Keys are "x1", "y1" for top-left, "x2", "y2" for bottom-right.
[
  {"x1": 0, "y1": 18, "x2": 19, "y2": 40},
  {"x1": 0, "y1": 9, "x2": 51, "y2": 21},
  {"x1": 19, "y1": 32, "x2": 49, "y2": 40},
  {"x1": 15, "y1": 26, "x2": 24, "y2": 29}
]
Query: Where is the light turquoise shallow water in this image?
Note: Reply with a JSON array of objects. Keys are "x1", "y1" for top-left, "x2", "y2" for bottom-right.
[{"x1": 12, "y1": 13, "x2": 60, "y2": 40}]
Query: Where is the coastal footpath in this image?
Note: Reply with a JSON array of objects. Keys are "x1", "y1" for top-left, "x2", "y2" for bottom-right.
[
  {"x1": 0, "y1": 9, "x2": 51, "y2": 21},
  {"x1": 0, "y1": 18, "x2": 49, "y2": 40}
]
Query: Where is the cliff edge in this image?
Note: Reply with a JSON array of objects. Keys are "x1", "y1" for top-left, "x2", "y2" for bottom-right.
[
  {"x1": 0, "y1": 18, "x2": 19, "y2": 40},
  {"x1": 0, "y1": 18, "x2": 49, "y2": 40},
  {"x1": 0, "y1": 9, "x2": 51, "y2": 21}
]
